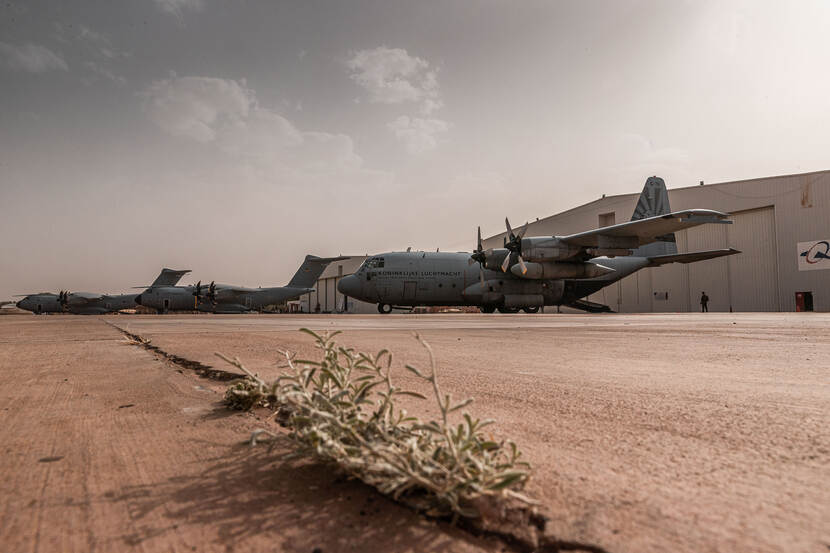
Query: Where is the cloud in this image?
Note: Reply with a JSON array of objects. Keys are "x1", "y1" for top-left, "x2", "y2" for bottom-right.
[
  {"x1": 142, "y1": 75, "x2": 365, "y2": 175},
  {"x1": 142, "y1": 76, "x2": 251, "y2": 142},
  {"x1": 387, "y1": 116, "x2": 449, "y2": 154},
  {"x1": 346, "y1": 46, "x2": 440, "y2": 110},
  {"x1": 84, "y1": 61, "x2": 127, "y2": 86},
  {"x1": 153, "y1": 0, "x2": 204, "y2": 16},
  {"x1": 52, "y1": 23, "x2": 128, "y2": 85},
  {"x1": 0, "y1": 42, "x2": 68, "y2": 73},
  {"x1": 347, "y1": 46, "x2": 449, "y2": 153}
]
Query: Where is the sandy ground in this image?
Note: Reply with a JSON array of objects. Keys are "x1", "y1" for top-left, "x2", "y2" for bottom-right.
[{"x1": 0, "y1": 313, "x2": 828, "y2": 553}]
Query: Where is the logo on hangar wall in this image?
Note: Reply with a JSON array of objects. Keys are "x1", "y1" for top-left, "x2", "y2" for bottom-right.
[{"x1": 798, "y1": 240, "x2": 830, "y2": 271}]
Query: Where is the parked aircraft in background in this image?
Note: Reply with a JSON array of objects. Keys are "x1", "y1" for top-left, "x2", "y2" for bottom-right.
[
  {"x1": 338, "y1": 177, "x2": 740, "y2": 313},
  {"x1": 14, "y1": 268, "x2": 190, "y2": 315},
  {"x1": 135, "y1": 255, "x2": 347, "y2": 313},
  {"x1": 15, "y1": 290, "x2": 139, "y2": 315}
]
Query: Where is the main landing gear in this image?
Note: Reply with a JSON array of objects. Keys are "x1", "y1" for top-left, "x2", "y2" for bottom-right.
[{"x1": 377, "y1": 303, "x2": 393, "y2": 314}]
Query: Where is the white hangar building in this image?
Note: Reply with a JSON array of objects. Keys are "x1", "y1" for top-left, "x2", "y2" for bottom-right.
[
  {"x1": 482, "y1": 169, "x2": 830, "y2": 313},
  {"x1": 301, "y1": 170, "x2": 829, "y2": 313}
]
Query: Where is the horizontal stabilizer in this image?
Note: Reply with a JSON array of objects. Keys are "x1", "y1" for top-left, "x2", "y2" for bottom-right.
[{"x1": 647, "y1": 248, "x2": 740, "y2": 266}]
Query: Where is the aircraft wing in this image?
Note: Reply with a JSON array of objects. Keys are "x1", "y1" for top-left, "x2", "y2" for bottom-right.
[
  {"x1": 559, "y1": 209, "x2": 732, "y2": 247},
  {"x1": 69, "y1": 292, "x2": 105, "y2": 303},
  {"x1": 647, "y1": 248, "x2": 740, "y2": 266},
  {"x1": 215, "y1": 286, "x2": 259, "y2": 296}
]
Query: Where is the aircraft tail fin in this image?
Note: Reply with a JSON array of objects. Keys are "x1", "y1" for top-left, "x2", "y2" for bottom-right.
[
  {"x1": 630, "y1": 176, "x2": 677, "y2": 257},
  {"x1": 287, "y1": 255, "x2": 348, "y2": 289},
  {"x1": 149, "y1": 268, "x2": 191, "y2": 287}
]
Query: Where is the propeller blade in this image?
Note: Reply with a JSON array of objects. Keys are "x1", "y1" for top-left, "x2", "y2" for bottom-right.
[
  {"x1": 518, "y1": 255, "x2": 527, "y2": 275},
  {"x1": 501, "y1": 253, "x2": 511, "y2": 272},
  {"x1": 505, "y1": 217, "x2": 514, "y2": 240},
  {"x1": 477, "y1": 226, "x2": 483, "y2": 251},
  {"x1": 479, "y1": 266, "x2": 485, "y2": 287}
]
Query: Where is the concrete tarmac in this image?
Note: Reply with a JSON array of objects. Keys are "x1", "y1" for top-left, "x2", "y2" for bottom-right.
[{"x1": 1, "y1": 313, "x2": 828, "y2": 553}]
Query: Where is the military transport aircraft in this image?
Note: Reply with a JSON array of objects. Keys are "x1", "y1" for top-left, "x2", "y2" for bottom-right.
[
  {"x1": 14, "y1": 268, "x2": 190, "y2": 315},
  {"x1": 337, "y1": 177, "x2": 740, "y2": 313},
  {"x1": 135, "y1": 255, "x2": 347, "y2": 313}
]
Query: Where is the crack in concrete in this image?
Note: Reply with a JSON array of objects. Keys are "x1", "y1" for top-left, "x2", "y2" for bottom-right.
[
  {"x1": 107, "y1": 323, "x2": 244, "y2": 382},
  {"x1": 106, "y1": 321, "x2": 612, "y2": 553}
]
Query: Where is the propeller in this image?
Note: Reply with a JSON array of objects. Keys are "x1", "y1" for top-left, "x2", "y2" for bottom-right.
[
  {"x1": 193, "y1": 280, "x2": 202, "y2": 308},
  {"x1": 58, "y1": 290, "x2": 70, "y2": 310},
  {"x1": 207, "y1": 281, "x2": 217, "y2": 304},
  {"x1": 502, "y1": 218, "x2": 528, "y2": 274},
  {"x1": 468, "y1": 226, "x2": 486, "y2": 287}
]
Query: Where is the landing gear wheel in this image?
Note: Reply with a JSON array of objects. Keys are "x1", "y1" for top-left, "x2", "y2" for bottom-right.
[
  {"x1": 522, "y1": 306, "x2": 540, "y2": 314},
  {"x1": 497, "y1": 306, "x2": 519, "y2": 314},
  {"x1": 377, "y1": 303, "x2": 393, "y2": 314},
  {"x1": 480, "y1": 305, "x2": 496, "y2": 314}
]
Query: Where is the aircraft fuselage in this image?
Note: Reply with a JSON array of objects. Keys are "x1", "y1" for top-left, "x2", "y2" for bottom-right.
[
  {"x1": 135, "y1": 285, "x2": 313, "y2": 313},
  {"x1": 337, "y1": 251, "x2": 646, "y2": 311}
]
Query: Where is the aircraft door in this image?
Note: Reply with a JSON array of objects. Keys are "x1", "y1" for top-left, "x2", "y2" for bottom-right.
[{"x1": 403, "y1": 281, "x2": 417, "y2": 303}]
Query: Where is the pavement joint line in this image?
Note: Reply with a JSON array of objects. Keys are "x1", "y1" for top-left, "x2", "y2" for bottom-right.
[{"x1": 105, "y1": 321, "x2": 244, "y2": 382}]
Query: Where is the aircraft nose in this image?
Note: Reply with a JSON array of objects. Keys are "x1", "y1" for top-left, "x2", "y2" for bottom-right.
[{"x1": 337, "y1": 275, "x2": 359, "y2": 297}]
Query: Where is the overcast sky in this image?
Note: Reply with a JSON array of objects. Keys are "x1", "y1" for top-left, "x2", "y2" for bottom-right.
[{"x1": 1, "y1": 0, "x2": 828, "y2": 297}]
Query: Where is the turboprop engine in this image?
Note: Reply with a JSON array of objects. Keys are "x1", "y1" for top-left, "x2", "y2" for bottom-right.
[
  {"x1": 510, "y1": 261, "x2": 615, "y2": 280},
  {"x1": 520, "y1": 237, "x2": 583, "y2": 262},
  {"x1": 483, "y1": 248, "x2": 511, "y2": 271}
]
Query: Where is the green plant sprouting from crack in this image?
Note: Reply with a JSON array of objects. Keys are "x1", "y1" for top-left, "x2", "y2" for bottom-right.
[{"x1": 217, "y1": 328, "x2": 535, "y2": 519}]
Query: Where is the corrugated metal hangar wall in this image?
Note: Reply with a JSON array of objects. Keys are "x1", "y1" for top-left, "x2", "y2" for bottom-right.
[{"x1": 482, "y1": 170, "x2": 830, "y2": 312}]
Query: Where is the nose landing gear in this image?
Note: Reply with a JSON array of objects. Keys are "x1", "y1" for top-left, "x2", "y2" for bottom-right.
[{"x1": 377, "y1": 303, "x2": 393, "y2": 314}]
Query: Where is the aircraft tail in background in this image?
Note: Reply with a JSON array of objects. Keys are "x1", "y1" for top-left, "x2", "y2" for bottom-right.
[
  {"x1": 630, "y1": 176, "x2": 678, "y2": 257},
  {"x1": 149, "y1": 268, "x2": 191, "y2": 287},
  {"x1": 287, "y1": 255, "x2": 348, "y2": 289}
]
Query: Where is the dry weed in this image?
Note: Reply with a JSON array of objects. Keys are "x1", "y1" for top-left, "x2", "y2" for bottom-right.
[{"x1": 217, "y1": 328, "x2": 534, "y2": 519}]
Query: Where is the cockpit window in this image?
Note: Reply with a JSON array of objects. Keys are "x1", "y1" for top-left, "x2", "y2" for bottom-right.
[{"x1": 365, "y1": 257, "x2": 385, "y2": 269}]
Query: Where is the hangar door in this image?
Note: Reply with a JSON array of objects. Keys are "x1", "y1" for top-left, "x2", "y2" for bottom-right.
[
  {"x1": 685, "y1": 206, "x2": 778, "y2": 311},
  {"x1": 686, "y1": 219, "x2": 730, "y2": 311},
  {"x1": 727, "y1": 207, "x2": 779, "y2": 311}
]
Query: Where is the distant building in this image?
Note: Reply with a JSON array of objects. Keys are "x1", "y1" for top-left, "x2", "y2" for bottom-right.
[{"x1": 298, "y1": 256, "x2": 375, "y2": 313}]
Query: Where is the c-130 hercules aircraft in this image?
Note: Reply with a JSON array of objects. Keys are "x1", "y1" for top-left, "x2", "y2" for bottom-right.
[{"x1": 338, "y1": 177, "x2": 740, "y2": 313}]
